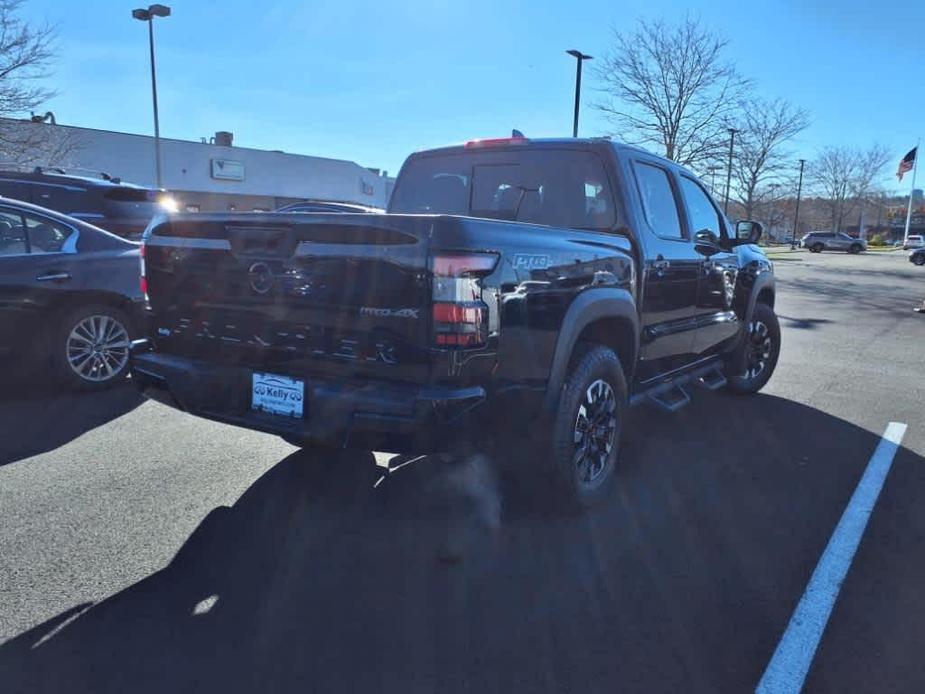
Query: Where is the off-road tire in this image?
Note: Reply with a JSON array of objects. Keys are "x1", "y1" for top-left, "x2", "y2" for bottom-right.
[
  {"x1": 724, "y1": 302, "x2": 781, "y2": 395},
  {"x1": 545, "y1": 344, "x2": 627, "y2": 510}
]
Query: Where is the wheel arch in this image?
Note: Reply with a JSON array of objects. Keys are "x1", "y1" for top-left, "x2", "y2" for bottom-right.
[
  {"x1": 50, "y1": 291, "x2": 141, "y2": 331},
  {"x1": 542, "y1": 288, "x2": 639, "y2": 412},
  {"x1": 746, "y1": 274, "x2": 776, "y2": 324}
]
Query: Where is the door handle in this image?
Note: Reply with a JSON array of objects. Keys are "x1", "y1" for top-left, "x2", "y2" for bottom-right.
[
  {"x1": 652, "y1": 258, "x2": 670, "y2": 273},
  {"x1": 35, "y1": 272, "x2": 71, "y2": 282}
]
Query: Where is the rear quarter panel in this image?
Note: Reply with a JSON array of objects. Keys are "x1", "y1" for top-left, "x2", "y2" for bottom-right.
[{"x1": 439, "y1": 218, "x2": 635, "y2": 391}]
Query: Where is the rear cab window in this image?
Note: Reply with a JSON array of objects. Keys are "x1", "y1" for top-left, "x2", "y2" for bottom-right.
[
  {"x1": 631, "y1": 161, "x2": 684, "y2": 240},
  {"x1": 389, "y1": 147, "x2": 617, "y2": 231}
]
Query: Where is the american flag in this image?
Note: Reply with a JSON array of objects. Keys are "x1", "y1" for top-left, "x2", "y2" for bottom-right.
[{"x1": 897, "y1": 147, "x2": 917, "y2": 181}]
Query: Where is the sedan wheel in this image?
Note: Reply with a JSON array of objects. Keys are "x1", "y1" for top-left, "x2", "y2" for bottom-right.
[
  {"x1": 55, "y1": 305, "x2": 133, "y2": 389},
  {"x1": 66, "y1": 314, "x2": 130, "y2": 382}
]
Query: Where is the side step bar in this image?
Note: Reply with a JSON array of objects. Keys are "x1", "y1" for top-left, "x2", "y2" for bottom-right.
[
  {"x1": 697, "y1": 365, "x2": 727, "y2": 391},
  {"x1": 647, "y1": 385, "x2": 691, "y2": 413},
  {"x1": 630, "y1": 360, "x2": 727, "y2": 413}
]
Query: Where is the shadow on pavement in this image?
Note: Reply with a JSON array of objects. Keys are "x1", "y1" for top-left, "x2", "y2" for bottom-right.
[
  {"x1": 2, "y1": 393, "x2": 922, "y2": 693},
  {"x1": 0, "y1": 368, "x2": 143, "y2": 464},
  {"x1": 777, "y1": 315, "x2": 833, "y2": 330}
]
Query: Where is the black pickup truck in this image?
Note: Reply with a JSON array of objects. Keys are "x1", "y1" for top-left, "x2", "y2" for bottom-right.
[{"x1": 130, "y1": 136, "x2": 778, "y2": 508}]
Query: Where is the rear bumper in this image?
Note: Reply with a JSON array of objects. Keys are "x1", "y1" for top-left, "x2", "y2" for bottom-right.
[{"x1": 129, "y1": 342, "x2": 486, "y2": 452}]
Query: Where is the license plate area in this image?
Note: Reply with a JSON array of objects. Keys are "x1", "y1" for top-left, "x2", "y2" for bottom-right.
[{"x1": 251, "y1": 372, "x2": 304, "y2": 418}]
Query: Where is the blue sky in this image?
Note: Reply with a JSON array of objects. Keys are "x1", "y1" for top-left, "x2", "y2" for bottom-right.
[{"x1": 17, "y1": 0, "x2": 925, "y2": 190}]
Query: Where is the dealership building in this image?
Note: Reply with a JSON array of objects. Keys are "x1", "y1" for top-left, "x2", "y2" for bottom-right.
[{"x1": 1, "y1": 118, "x2": 395, "y2": 212}]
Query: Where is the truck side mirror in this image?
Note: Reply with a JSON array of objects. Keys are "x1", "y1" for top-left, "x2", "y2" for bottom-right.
[
  {"x1": 735, "y1": 220, "x2": 763, "y2": 244},
  {"x1": 694, "y1": 229, "x2": 720, "y2": 245},
  {"x1": 694, "y1": 229, "x2": 722, "y2": 255}
]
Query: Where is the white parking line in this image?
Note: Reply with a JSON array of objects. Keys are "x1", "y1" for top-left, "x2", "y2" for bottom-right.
[{"x1": 756, "y1": 421, "x2": 908, "y2": 694}]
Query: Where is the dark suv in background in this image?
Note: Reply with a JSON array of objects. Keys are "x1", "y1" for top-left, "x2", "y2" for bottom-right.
[{"x1": 0, "y1": 168, "x2": 174, "y2": 239}]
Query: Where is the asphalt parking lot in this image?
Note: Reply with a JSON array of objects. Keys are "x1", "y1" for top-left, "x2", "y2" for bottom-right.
[{"x1": 2, "y1": 250, "x2": 924, "y2": 693}]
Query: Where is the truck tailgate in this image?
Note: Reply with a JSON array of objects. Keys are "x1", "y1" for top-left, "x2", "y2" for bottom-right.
[{"x1": 143, "y1": 213, "x2": 434, "y2": 384}]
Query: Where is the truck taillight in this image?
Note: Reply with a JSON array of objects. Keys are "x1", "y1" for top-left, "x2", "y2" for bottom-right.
[
  {"x1": 433, "y1": 302, "x2": 486, "y2": 346},
  {"x1": 430, "y1": 253, "x2": 497, "y2": 349},
  {"x1": 139, "y1": 242, "x2": 149, "y2": 300}
]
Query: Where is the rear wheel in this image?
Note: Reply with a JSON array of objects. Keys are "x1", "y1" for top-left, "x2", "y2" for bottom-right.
[
  {"x1": 724, "y1": 302, "x2": 781, "y2": 395},
  {"x1": 54, "y1": 304, "x2": 133, "y2": 390},
  {"x1": 544, "y1": 345, "x2": 627, "y2": 510}
]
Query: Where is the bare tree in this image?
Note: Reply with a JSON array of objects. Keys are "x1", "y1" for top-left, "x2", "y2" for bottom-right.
[
  {"x1": 732, "y1": 98, "x2": 810, "y2": 218},
  {"x1": 594, "y1": 17, "x2": 749, "y2": 168},
  {"x1": 809, "y1": 145, "x2": 890, "y2": 232},
  {"x1": 0, "y1": 0, "x2": 69, "y2": 166}
]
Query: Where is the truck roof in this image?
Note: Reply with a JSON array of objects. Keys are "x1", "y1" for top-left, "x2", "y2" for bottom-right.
[
  {"x1": 409, "y1": 135, "x2": 676, "y2": 168},
  {"x1": 414, "y1": 137, "x2": 658, "y2": 156}
]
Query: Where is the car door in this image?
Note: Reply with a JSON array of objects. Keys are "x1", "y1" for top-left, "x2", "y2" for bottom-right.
[
  {"x1": 0, "y1": 207, "x2": 80, "y2": 355},
  {"x1": 676, "y1": 173, "x2": 742, "y2": 356},
  {"x1": 838, "y1": 232, "x2": 856, "y2": 249},
  {"x1": 629, "y1": 157, "x2": 702, "y2": 381}
]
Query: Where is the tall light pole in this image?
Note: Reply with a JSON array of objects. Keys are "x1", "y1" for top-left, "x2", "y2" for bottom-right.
[
  {"x1": 132, "y1": 4, "x2": 171, "y2": 189},
  {"x1": 767, "y1": 183, "x2": 780, "y2": 241},
  {"x1": 723, "y1": 127, "x2": 739, "y2": 215},
  {"x1": 707, "y1": 165, "x2": 722, "y2": 194},
  {"x1": 791, "y1": 159, "x2": 805, "y2": 249},
  {"x1": 566, "y1": 50, "x2": 592, "y2": 138}
]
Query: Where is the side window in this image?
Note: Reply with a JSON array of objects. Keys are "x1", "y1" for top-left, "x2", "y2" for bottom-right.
[
  {"x1": 24, "y1": 214, "x2": 75, "y2": 254},
  {"x1": 0, "y1": 179, "x2": 33, "y2": 205},
  {"x1": 32, "y1": 184, "x2": 87, "y2": 213},
  {"x1": 679, "y1": 175, "x2": 724, "y2": 239},
  {"x1": 633, "y1": 162, "x2": 683, "y2": 239},
  {"x1": 0, "y1": 210, "x2": 27, "y2": 256}
]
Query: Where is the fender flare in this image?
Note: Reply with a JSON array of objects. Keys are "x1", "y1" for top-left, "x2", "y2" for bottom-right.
[
  {"x1": 745, "y1": 272, "x2": 776, "y2": 324},
  {"x1": 542, "y1": 287, "x2": 640, "y2": 412}
]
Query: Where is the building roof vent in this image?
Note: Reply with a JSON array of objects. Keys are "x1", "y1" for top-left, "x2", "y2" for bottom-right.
[{"x1": 213, "y1": 131, "x2": 233, "y2": 147}]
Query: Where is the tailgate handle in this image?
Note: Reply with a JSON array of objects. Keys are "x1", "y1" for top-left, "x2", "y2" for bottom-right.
[{"x1": 36, "y1": 272, "x2": 71, "y2": 282}]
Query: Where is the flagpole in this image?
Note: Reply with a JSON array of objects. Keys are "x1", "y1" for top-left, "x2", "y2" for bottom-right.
[{"x1": 903, "y1": 138, "x2": 920, "y2": 247}]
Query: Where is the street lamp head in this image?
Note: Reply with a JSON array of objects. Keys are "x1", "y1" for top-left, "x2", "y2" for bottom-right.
[
  {"x1": 133, "y1": 4, "x2": 170, "y2": 20},
  {"x1": 566, "y1": 49, "x2": 593, "y2": 60}
]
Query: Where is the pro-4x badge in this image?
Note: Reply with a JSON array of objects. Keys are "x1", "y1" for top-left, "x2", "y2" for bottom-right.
[{"x1": 359, "y1": 307, "x2": 420, "y2": 319}]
